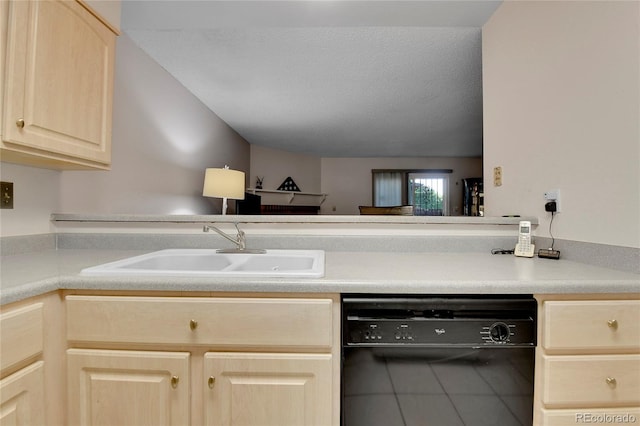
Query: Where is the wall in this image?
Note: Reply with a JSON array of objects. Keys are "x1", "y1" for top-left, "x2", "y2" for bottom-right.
[
  {"x1": 59, "y1": 34, "x2": 250, "y2": 216},
  {"x1": 0, "y1": 163, "x2": 60, "y2": 237},
  {"x1": 483, "y1": 1, "x2": 640, "y2": 248},
  {"x1": 321, "y1": 157, "x2": 482, "y2": 214},
  {"x1": 1, "y1": 34, "x2": 250, "y2": 236},
  {"x1": 250, "y1": 143, "x2": 321, "y2": 188}
]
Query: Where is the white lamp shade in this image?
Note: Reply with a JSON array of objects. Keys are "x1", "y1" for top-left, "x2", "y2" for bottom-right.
[{"x1": 203, "y1": 167, "x2": 245, "y2": 200}]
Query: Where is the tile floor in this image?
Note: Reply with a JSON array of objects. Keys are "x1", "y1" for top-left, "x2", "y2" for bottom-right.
[{"x1": 343, "y1": 347, "x2": 534, "y2": 426}]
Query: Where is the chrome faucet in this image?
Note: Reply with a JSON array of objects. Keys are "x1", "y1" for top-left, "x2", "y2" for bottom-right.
[{"x1": 203, "y1": 223, "x2": 265, "y2": 254}]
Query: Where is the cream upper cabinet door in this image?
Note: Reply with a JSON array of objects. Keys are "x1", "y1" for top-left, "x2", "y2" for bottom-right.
[
  {"x1": 2, "y1": 0, "x2": 115, "y2": 169},
  {"x1": 204, "y1": 352, "x2": 333, "y2": 426},
  {"x1": 67, "y1": 349, "x2": 190, "y2": 426},
  {"x1": 0, "y1": 361, "x2": 45, "y2": 426}
]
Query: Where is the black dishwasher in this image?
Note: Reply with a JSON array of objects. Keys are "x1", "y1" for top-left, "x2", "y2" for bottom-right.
[{"x1": 342, "y1": 295, "x2": 537, "y2": 426}]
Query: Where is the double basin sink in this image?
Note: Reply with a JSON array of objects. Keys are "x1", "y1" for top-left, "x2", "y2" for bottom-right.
[{"x1": 81, "y1": 249, "x2": 325, "y2": 278}]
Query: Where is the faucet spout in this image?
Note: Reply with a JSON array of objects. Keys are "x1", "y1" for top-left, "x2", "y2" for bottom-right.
[{"x1": 202, "y1": 223, "x2": 265, "y2": 254}]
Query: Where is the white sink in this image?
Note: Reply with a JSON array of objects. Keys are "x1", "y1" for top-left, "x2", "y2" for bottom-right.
[{"x1": 81, "y1": 249, "x2": 325, "y2": 278}]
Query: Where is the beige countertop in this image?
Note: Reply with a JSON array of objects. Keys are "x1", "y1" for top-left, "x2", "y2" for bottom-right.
[{"x1": 1, "y1": 248, "x2": 638, "y2": 305}]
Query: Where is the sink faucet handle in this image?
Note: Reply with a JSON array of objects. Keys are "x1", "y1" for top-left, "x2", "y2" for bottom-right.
[{"x1": 234, "y1": 223, "x2": 246, "y2": 250}]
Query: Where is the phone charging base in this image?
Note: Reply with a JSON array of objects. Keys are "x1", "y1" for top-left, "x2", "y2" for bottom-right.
[{"x1": 538, "y1": 249, "x2": 561, "y2": 260}]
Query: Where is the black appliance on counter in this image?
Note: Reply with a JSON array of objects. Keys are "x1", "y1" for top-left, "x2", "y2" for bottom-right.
[{"x1": 342, "y1": 295, "x2": 537, "y2": 426}]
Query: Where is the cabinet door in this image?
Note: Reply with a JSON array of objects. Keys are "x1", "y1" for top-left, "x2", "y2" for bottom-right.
[
  {"x1": 2, "y1": 0, "x2": 115, "y2": 169},
  {"x1": 0, "y1": 361, "x2": 45, "y2": 426},
  {"x1": 204, "y1": 352, "x2": 333, "y2": 426},
  {"x1": 67, "y1": 349, "x2": 190, "y2": 426}
]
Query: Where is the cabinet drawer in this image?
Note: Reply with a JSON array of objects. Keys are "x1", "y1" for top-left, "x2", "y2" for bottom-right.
[
  {"x1": 539, "y1": 407, "x2": 640, "y2": 426},
  {"x1": 543, "y1": 300, "x2": 640, "y2": 352},
  {"x1": 0, "y1": 303, "x2": 44, "y2": 372},
  {"x1": 66, "y1": 296, "x2": 333, "y2": 349},
  {"x1": 541, "y1": 354, "x2": 640, "y2": 408}
]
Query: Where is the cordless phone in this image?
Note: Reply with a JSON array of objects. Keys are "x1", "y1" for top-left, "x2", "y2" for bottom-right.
[{"x1": 514, "y1": 221, "x2": 535, "y2": 257}]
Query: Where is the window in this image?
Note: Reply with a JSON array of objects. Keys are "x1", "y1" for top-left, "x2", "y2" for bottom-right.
[
  {"x1": 408, "y1": 173, "x2": 449, "y2": 216},
  {"x1": 372, "y1": 169, "x2": 451, "y2": 216}
]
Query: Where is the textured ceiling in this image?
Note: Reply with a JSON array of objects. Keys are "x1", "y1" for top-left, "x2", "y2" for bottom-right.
[{"x1": 122, "y1": 1, "x2": 502, "y2": 157}]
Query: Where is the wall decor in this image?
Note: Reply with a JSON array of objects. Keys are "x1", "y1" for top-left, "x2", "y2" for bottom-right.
[{"x1": 277, "y1": 176, "x2": 301, "y2": 192}]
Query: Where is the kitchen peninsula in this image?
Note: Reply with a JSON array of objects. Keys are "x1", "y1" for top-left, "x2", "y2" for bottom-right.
[
  {"x1": 2, "y1": 214, "x2": 639, "y2": 301},
  {"x1": 1, "y1": 215, "x2": 638, "y2": 425}
]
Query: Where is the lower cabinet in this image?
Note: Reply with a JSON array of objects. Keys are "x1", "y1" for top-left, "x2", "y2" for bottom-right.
[
  {"x1": 67, "y1": 349, "x2": 191, "y2": 425},
  {"x1": 65, "y1": 293, "x2": 340, "y2": 426},
  {"x1": 204, "y1": 352, "x2": 333, "y2": 426},
  {"x1": 534, "y1": 295, "x2": 640, "y2": 425},
  {"x1": 0, "y1": 361, "x2": 45, "y2": 425},
  {"x1": 0, "y1": 299, "x2": 46, "y2": 425}
]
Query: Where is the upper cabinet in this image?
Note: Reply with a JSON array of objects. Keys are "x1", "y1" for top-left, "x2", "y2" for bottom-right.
[
  {"x1": 82, "y1": 0, "x2": 121, "y2": 33},
  {"x1": 0, "y1": 0, "x2": 117, "y2": 170}
]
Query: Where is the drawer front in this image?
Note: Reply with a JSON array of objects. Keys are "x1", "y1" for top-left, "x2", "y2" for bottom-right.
[
  {"x1": 543, "y1": 300, "x2": 640, "y2": 352},
  {"x1": 66, "y1": 296, "x2": 333, "y2": 349},
  {"x1": 541, "y1": 354, "x2": 640, "y2": 408},
  {"x1": 0, "y1": 303, "x2": 44, "y2": 372},
  {"x1": 539, "y1": 408, "x2": 640, "y2": 426}
]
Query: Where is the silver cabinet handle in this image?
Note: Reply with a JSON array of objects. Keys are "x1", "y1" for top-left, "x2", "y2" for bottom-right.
[
  {"x1": 606, "y1": 377, "x2": 617, "y2": 388},
  {"x1": 190, "y1": 319, "x2": 198, "y2": 331},
  {"x1": 171, "y1": 375, "x2": 179, "y2": 389},
  {"x1": 208, "y1": 376, "x2": 216, "y2": 389},
  {"x1": 16, "y1": 118, "x2": 25, "y2": 129},
  {"x1": 607, "y1": 319, "x2": 618, "y2": 330}
]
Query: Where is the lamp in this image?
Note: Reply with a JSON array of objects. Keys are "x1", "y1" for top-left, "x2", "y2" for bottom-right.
[{"x1": 203, "y1": 165, "x2": 245, "y2": 215}]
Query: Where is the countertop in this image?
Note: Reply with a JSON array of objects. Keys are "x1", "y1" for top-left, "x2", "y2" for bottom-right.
[
  {"x1": 51, "y1": 213, "x2": 537, "y2": 225},
  {"x1": 1, "y1": 248, "x2": 638, "y2": 305}
]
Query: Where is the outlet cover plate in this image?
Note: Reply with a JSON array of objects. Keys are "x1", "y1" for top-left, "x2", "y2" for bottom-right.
[
  {"x1": 1, "y1": 181, "x2": 14, "y2": 209},
  {"x1": 493, "y1": 166, "x2": 502, "y2": 186},
  {"x1": 544, "y1": 189, "x2": 561, "y2": 212}
]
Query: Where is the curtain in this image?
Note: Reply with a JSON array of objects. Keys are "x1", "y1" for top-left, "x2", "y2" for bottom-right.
[{"x1": 373, "y1": 172, "x2": 403, "y2": 206}]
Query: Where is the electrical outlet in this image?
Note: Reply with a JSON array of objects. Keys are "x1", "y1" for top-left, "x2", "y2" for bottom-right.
[
  {"x1": 544, "y1": 189, "x2": 561, "y2": 212},
  {"x1": 1, "y1": 181, "x2": 14, "y2": 209},
  {"x1": 493, "y1": 166, "x2": 502, "y2": 187}
]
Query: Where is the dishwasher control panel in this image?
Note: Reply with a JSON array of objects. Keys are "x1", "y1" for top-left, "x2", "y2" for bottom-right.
[{"x1": 343, "y1": 295, "x2": 537, "y2": 347}]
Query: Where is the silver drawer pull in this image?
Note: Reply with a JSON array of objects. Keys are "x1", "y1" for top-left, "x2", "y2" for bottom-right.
[
  {"x1": 208, "y1": 376, "x2": 216, "y2": 389},
  {"x1": 190, "y1": 319, "x2": 198, "y2": 331},
  {"x1": 171, "y1": 375, "x2": 179, "y2": 389},
  {"x1": 607, "y1": 319, "x2": 618, "y2": 330},
  {"x1": 606, "y1": 377, "x2": 617, "y2": 388}
]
